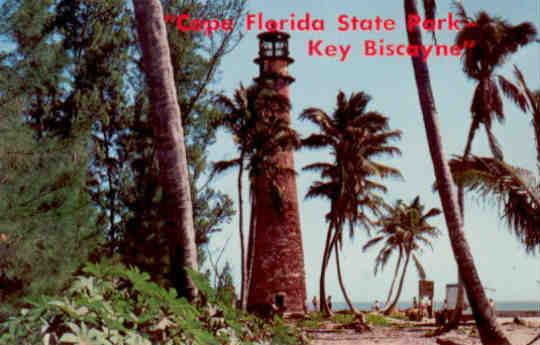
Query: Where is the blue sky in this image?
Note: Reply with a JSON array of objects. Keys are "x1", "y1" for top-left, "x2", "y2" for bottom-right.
[{"x1": 207, "y1": 0, "x2": 540, "y2": 303}]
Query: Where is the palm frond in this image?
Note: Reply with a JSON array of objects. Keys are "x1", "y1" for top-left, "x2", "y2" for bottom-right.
[
  {"x1": 362, "y1": 235, "x2": 384, "y2": 252},
  {"x1": 452, "y1": 0, "x2": 470, "y2": 22},
  {"x1": 212, "y1": 158, "x2": 241, "y2": 175},
  {"x1": 300, "y1": 107, "x2": 333, "y2": 132},
  {"x1": 301, "y1": 134, "x2": 335, "y2": 150},
  {"x1": 449, "y1": 155, "x2": 540, "y2": 253},
  {"x1": 498, "y1": 74, "x2": 528, "y2": 112},
  {"x1": 302, "y1": 162, "x2": 334, "y2": 174}
]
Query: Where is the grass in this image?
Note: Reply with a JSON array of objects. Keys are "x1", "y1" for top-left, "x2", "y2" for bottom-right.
[
  {"x1": 296, "y1": 311, "x2": 392, "y2": 329},
  {"x1": 365, "y1": 312, "x2": 391, "y2": 326},
  {"x1": 332, "y1": 313, "x2": 356, "y2": 325}
]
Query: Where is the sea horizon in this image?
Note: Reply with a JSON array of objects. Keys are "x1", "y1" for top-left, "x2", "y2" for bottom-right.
[{"x1": 313, "y1": 300, "x2": 540, "y2": 312}]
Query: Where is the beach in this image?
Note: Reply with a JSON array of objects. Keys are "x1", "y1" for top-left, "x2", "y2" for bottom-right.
[{"x1": 309, "y1": 317, "x2": 540, "y2": 345}]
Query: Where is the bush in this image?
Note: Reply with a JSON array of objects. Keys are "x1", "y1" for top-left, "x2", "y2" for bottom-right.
[{"x1": 0, "y1": 262, "x2": 306, "y2": 345}]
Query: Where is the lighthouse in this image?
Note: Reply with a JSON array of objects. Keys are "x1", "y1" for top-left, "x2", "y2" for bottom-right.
[{"x1": 247, "y1": 31, "x2": 307, "y2": 315}]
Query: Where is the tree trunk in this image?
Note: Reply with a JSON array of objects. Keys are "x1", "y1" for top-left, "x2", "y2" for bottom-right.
[
  {"x1": 238, "y1": 154, "x2": 247, "y2": 310},
  {"x1": 403, "y1": 1, "x2": 511, "y2": 344},
  {"x1": 133, "y1": 0, "x2": 198, "y2": 301},
  {"x1": 385, "y1": 250, "x2": 403, "y2": 307},
  {"x1": 319, "y1": 223, "x2": 334, "y2": 315},
  {"x1": 448, "y1": 125, "x2": 474, "y2": 329},
  {"x1": 334, "y1": 234, "x2": 359, "y2": 315},
  {"x1": 384, "y1": 251, "x2": 410, "y2": 315},
  {"x1": 245, "y1": 188, "x2": 257, "y2": 299}
]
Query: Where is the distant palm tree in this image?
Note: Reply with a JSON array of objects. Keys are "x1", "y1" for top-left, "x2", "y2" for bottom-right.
[
  {"x1": 213, "y1": 84, "x2": 258, "y2": 310},
  {"x1": 449, "y1": 156, "x2": 540, "y2": 254},
  {"x1": 213, "y1": 84, "x2": 298, "y2": 309},
  {"x1": 301, "y1": 91, "x2": 402, "y2": 317},
  {"x1": 403, "y1": 0, "x2": 511, "y2": 342},
  {"x1": 454, "y1": 3, "x2": 537, "y2": 160},
  {"x1": 364, "y1": 197, "x2": 441, "y2": 314},
  {"x1": 498, "y1": 65, "x2": 540, "y2": 164}
]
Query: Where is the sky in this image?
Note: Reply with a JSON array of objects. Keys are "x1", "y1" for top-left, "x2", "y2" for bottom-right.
[{"x1": 206, "y1": 0, "x2": 540, "y2": 303}]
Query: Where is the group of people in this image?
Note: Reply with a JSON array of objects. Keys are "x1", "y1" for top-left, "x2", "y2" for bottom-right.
[
  {"x1": 413, "y1": 296, "x2": 434, "y2": 318},
  {"x1": 311, "y1": 295, "x2": 332, "y2": 311},
  {"x1": 307, "y1": 295, "x2": 496, "y2": 320}
]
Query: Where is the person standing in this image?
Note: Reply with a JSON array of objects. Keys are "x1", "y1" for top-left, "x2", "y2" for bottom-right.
[
  {"x1": 312, "y1": 296, "x2": 319, "y2": 311},
  {"x1": 489, "y1": 298, "x2": 496, "y2": 311},
  {"x1": 327, "y1": 295, "x2": 333, "y2": 311},
  {"x1": 418, "y1": 298, "x2": 425, "y2": 320},
  {"x1": 373, "y1": 300, "x2": 381, "y2": 312},
  {"x1": 427, "y1": 298, "x2": 433, "y2": 318}
]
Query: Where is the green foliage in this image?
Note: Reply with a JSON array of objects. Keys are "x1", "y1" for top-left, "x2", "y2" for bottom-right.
[
  {"x1": 301, "y1": 91, "x2": 402, "y2": 240},
  {"x1": 0, "y1": 262, "x2": 306, "y2": 345},
  {"x1": 365, "y1": 313, "x2": 390, "y2": 326},
  {"x1": 0, "y1": 89, "x2": 97, "y2": 317},
  {"x1": 297, "y1": 311, "x2": 390, "y2": 330},
  {"x1": 296, "y1": 312, "x2": 326, "y2": 329},
  {"x1": 0, "y1": 0, "x2": 243, "y2": 310},
  {"x1": 332, "y1": 313, "x2": 356, "y2": 325}
]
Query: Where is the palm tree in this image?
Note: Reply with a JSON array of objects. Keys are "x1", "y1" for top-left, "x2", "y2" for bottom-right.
[
  {"x1": 301, "y1": 91, "x2": 402, "y2": 317},
  {"x1": 454, "y1": 3, "x2": 537, "y2": 160},
  {"x1": 363, "y1": 198, "x2": 440, "y2": 311},
  {"x1": 365, "y1": 197, "x2": 441, "y2": 314},
  {"x1": 403, "y1": 0, "x2": 511, "y2": 343},
  {"x1": 449, "y1": 156, "x2": 540, "y2": 254},
  {"x1": 450, "y1": 5, "x2": 537, "y2": 327},
  {"x1": 214, "y1": 84, "x2": 298, "y2": 309},
  {"x1": 498, "y1": 65, "x2": 540, "y2": 164},
  {"x1": 132, "y1": 0, "x2": 198, "y2": 300},
  {"x1": 213, "y1": 84, "x2": 256, "y2": 310}
]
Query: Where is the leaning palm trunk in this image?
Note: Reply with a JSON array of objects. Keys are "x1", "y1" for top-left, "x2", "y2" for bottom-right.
[
  {"x1": 403, "y1": 1, "x2": 511, "y2": 343},
  {"x1": 448, "y1": 126, "x2": 475, "y2": 329},
  {"x1": 333, "y1": 234, "x2": 359, "y2": 315},
  {"x1": 384, "y1": 251, "x2": 410, "y2": 315},
  {"x1": 238, "y1": 154, "x2": 247, "y2": 310},
  {"x1": 384, "y1": 250, "x2": 403, "y2": 308},
  {"x1": 132, "y1": 0, "x2": 198, "y2": 300},
  {"x1": 319, "y1": 224, "x2": 334, "y2": 315}
]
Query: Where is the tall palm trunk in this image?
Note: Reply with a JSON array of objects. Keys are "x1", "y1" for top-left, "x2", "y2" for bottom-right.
[
  {"x1": 384, "y1": 251, "x2": 411, "y2": 314},
  {"x1": 133, "y1": 0, "x2": 198, "y2": 300},
  {"x1": 385, "y1": 249, "x2": 403, "y2": 307},
  {"x1": 319, "y1": 224, "x2": 334, "y2": 315},
  {"x1": 238, "y1": 153, "x2": 247, "y2": 310},
  {"x1": 333, "y1": 232, "x2": 359, "y2": 315},
  {"x1": 245, "y1": 190, "x2": 257, "y2": 297},
  {"x1": 403, "y1": 1, "x2": 511, "y2": 343}
]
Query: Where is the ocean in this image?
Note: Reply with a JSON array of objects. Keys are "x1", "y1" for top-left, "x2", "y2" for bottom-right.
[{"x1": 315, "y1": 301, "x2": 540, "y2": 312}]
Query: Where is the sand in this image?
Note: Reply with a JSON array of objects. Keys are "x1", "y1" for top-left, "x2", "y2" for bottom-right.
[{"x1": 308, "y1": 319, "x2": 540, "y2": 345}]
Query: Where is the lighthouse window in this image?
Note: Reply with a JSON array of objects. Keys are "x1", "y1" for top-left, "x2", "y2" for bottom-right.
[
  {"x1": 261, "y1": 41, "x2": 273, "y2": 57},
  {"x1": 275, "y1": 41, "x2": 285, "y2": 56}
]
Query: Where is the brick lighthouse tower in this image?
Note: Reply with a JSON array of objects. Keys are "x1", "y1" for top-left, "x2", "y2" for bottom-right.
[{"x1": 247, "y1": 31, "x2": 307, "y2": 314}]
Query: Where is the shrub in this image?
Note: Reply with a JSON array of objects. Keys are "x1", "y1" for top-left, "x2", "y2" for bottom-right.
[{"x1": 0, "y1": 262, "x2": 306, "y2": 345}]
